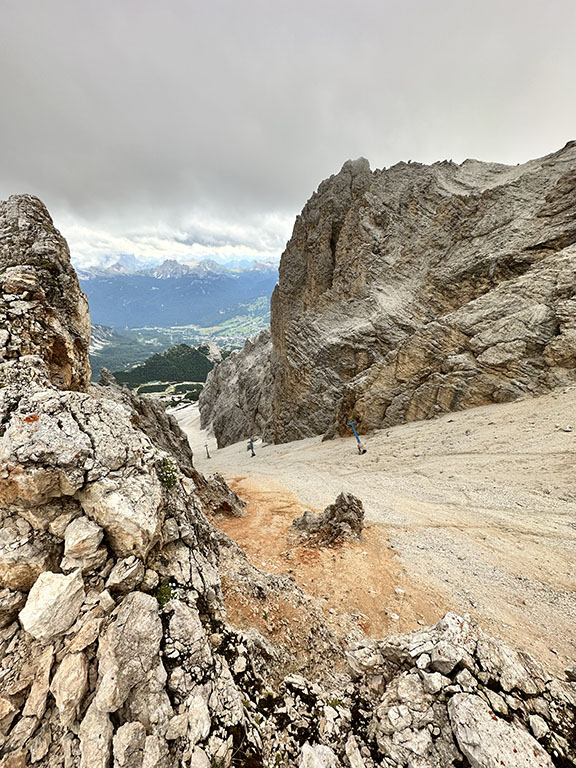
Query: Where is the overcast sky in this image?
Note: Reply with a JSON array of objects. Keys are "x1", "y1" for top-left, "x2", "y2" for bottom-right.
[{"x1": 1, "y1": 0, "x2": 575, "y2": 267}]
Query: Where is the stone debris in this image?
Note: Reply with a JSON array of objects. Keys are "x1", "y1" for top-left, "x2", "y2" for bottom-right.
[
  {"x1": 292, "y1": 492, "x2": 364, "y2": 545},
  {"x1": 18, "y1": 570, "x2": 85, "y2": 641},
  {"x1": 0, "y1": 194, "x2": 575, "y2": 768}
]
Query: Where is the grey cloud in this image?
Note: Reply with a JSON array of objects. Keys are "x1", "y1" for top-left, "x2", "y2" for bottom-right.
[{"x1": 1, "y1": 0, "x2": 575, "y2": 264}]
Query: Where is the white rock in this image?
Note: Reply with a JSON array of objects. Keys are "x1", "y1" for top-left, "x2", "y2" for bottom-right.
[
  {"x1": 529, "y1": 714, "x2": 549, "y2": 741},
  {"x1": 79, "y1": 701, "x2": 113, "y2": 768},
  {"x1": 50, "y1": 652, "x2": 89, "y2": 726},
  {"x1": 299, "y1": 742, "x2": 341, "y2": 768},
  {"x1": 455, "y1": 668, "x2": 477, "y2": 691},
  {"x1": 94, "y1": 591, "x2": 163, "y2": 712},
  {"x1": 344, "y1": 735, "x2": 366, "y2": 768},
  {"x1": 387, "y1": 704, "x2": 412, "y2": 731},
  {"x1": 19, "y1": 569, "x2": 85, "y2": 641},
  {"x1": 188, "y1": 748, "x2": 211, "y2": 768},
  {"x1": 0, "y1": 696, "x2": 19, "y2": 736},
  {"x1": 142, "y1": 734, "x2": 171, "y2": 768},
  {"x1": 60, "y1": 545, "x2": 107, "y2": 574},
  {"x1": 28, "y1": 724, "x2": 51, "y2": 763},
  {"x1": 187, "y1": 694, "x2": 212, "y2": 746},
  {"x1": 113, "y1": 722, "x2": 146, "y2": 768},
  {"x1": 430, "y1": 640, "x2": 467, "y2": 675},
  {"x1": 416, "y1": 653, "x2": 431, "y2": 670},
  {"x1": 476, "y1": 635, "x2": 546, "y2": 695},
  {"x1": 0, "y1": 525, "x2": 60, "y2": 591},
  {"x1": 79, "y1": 475, "x2": 163, "y2": 559},
  {"x1": 105, "y1": 557, "x2": 145, "y2": 593},
  {"x1": 169, "y1": 601, "x2": 212, "y2": 667},
  {"x1": 98, "y1": 589, "x2": 115, "y2": 613},
  {"x1": 449, "y1": 693, "x2": 554, "y2": 768},
  {"x1": 64, "y1": 517, "x2": 103, "y2": 558},
  {"x1": 22, "y1": 645, "x2": 53, "y2": 718},
  {"x1": 420, "y1": 671, "x2": 448, "y2": 695},
  {"x1": 165, "y1": 712, "x2": 189, "y2": 740},
  {"x1": 66, "y1": 616, "x2": 104, "y2": 654},
  {"x1": 396, "y1": 673, "x2": 427, "y2": 708}
]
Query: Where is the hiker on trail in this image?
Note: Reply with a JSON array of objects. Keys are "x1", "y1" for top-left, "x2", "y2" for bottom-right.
[
  {"x1": 347, "y1": 421, "x2": 367, "y2": 455},
  {"x1": 247, "y1": 437, "x2": 255, "y2": 457}
]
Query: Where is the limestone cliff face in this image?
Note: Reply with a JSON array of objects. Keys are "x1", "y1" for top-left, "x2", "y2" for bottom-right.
[
  {"x1": 199, "y1": 330, "x2": 272, "y2": 448},
  {"x1": 269, "y1": 142, "x2": 576, "y2": 442},
  {"x1": 204, "y1": 142, "x2": 576, "y2": 446},
  {"x1": 0, "y1": 195, "x2": 91, "y2": 391}
]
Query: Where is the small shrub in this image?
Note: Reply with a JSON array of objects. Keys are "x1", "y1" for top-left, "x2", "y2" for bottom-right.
[
  {"x1": 156, "y1": 583, "x2": 173, "y2": 607},
  {"x1": 157, "y1": 458, "x2": 177, "y2": 489}
]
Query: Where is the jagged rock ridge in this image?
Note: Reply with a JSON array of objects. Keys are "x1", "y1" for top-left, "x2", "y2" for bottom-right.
[
  {"x1": 199, "y1": 329, "x2": 272, "y2": 447},
  {"x1": 1, "y1": 197, "x2": 575, "y2": 767},
  {"x1": 200, "y1": 141, "x2": 576, "y2": 445}
]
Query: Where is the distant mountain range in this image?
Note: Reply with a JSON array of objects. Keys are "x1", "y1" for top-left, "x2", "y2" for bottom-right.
[{"x1": 79, "y1": 258, "x2": 278, "y2": 328}]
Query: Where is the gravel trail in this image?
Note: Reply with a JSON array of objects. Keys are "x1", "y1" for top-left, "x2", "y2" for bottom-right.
[{"x1": 175, "y1": 389, "x2": 576, "y2": 670}]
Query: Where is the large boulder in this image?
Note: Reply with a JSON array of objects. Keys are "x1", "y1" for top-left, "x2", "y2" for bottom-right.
[
  {"x1": 291, "y1": 492, "x2": 364, "y2": 545},
  {"x1": 18, "y1": 569, "x2": 85, "y2": 641}
]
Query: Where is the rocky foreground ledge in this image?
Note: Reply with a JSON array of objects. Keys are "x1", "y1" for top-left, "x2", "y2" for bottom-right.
[{"x1": 0, "y1": 195, "x2": 575, "y2": 767}]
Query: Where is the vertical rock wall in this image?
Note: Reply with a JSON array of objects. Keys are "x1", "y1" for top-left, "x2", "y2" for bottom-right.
[{"x1": 201, "y1": 142, "x2": 576, "y2": 446}]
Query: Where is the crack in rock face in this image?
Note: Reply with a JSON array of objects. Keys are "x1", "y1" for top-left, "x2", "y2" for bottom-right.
[{"x1": 0, "y1": 192, "x2": 575, "y2": 768}]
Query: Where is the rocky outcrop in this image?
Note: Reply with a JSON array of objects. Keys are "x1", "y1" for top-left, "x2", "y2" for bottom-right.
[
  {"x1": 0, "y1": 196, "x2": 250, "y2": 767},
  {"x1": 291, "y1": 492, "x2": 364, "y2": 545},
  {"x1": 0, "y1": 195, "x2": 90, "y2": 391},
  {"x1": 347, "y1": 613, "x2": 575, "y2": 768},
  {"x1": 203, "y1": 142, "x2": 576, "y2": 445},
  {"x1": 1, "y1": 195, "x2": 575, "y2": 768},
  {"x1": 254, "y1": 612, "x2": 575, "y2": 768},
  {"x1": 199, "y1": 329, "x2": 272, "y2": 447}
]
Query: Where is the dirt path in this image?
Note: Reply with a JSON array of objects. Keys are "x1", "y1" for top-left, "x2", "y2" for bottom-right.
[{"x1": 175, "y1": 389, "x2": 576, "y2": 672}]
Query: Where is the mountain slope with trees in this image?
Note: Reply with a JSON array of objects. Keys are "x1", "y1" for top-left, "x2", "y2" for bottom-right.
[{"x1": 113, "y1": 343, "x2": 214, "y2": 387}]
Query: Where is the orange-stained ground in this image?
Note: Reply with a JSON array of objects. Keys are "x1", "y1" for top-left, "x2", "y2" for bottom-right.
[{"x1": 215, "y1": 476, "x2": 451, "y2": 642}]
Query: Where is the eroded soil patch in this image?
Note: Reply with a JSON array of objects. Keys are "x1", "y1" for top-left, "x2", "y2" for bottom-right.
[{"x1": 215, "y1": 476, "x2": 451, "y2": 640}]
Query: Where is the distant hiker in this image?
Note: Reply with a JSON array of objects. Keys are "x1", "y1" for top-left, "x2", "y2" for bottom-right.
[
  {"x1": 347, "y1": 420, "x2": 368, "y2": 455},
  {"x1": 247, "y1": 437, "x2": 255, "y2": 457}
]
